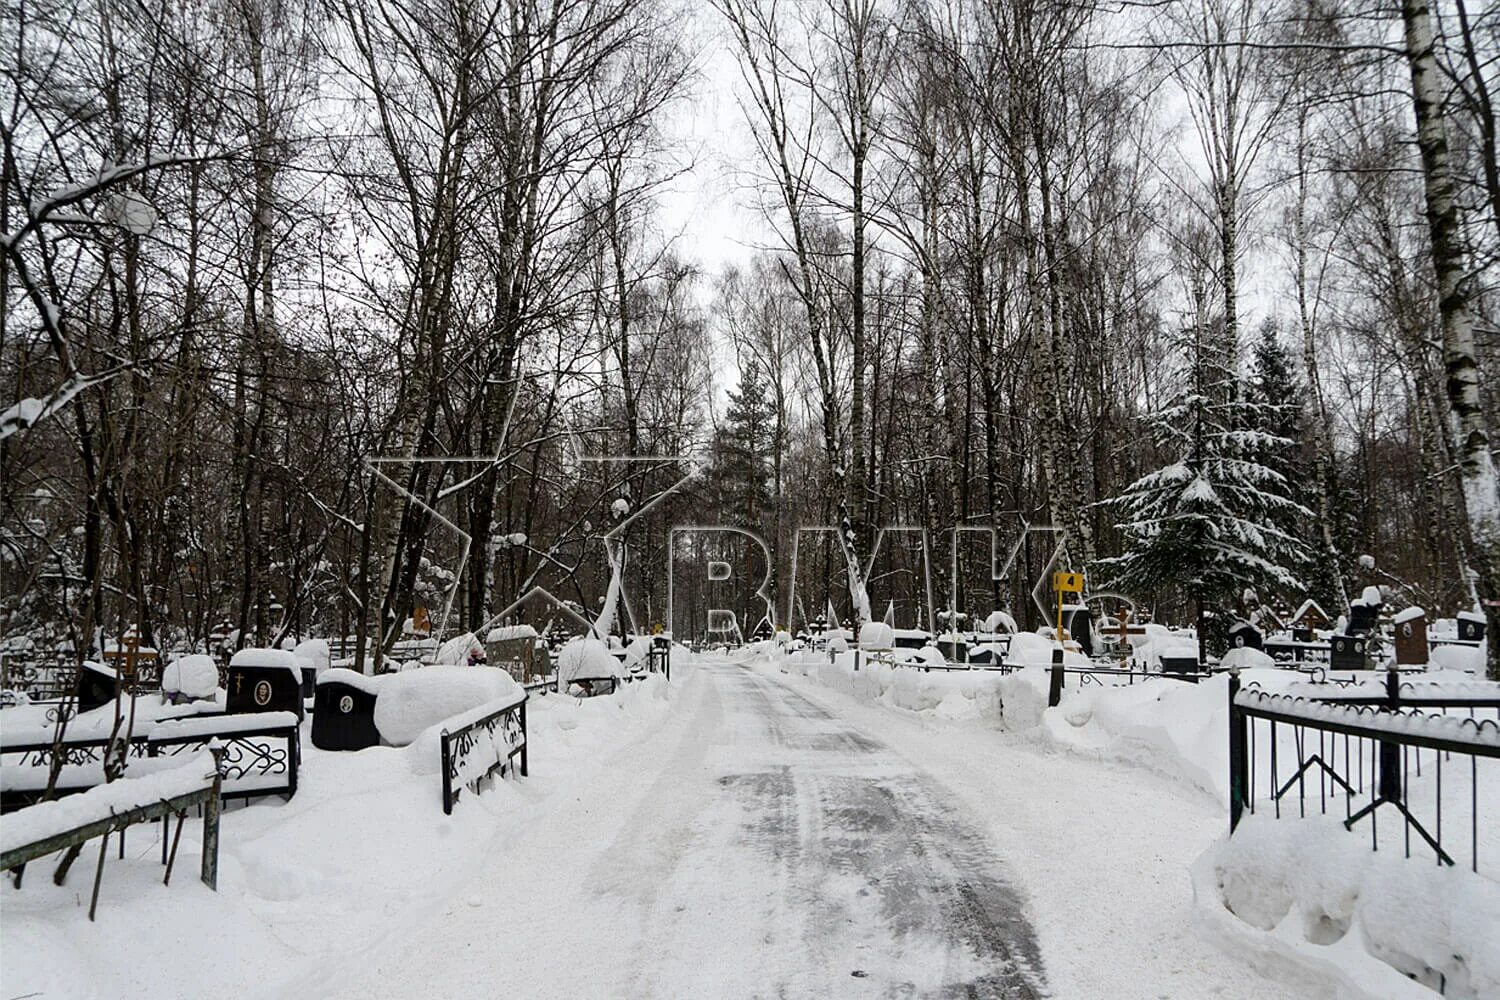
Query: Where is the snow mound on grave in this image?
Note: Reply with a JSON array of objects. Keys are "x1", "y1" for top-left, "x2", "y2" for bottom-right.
[
  {"x1": 858, "y1": 622, "x2": 895, "y2": 650},
  {"x1": 983, "y1": 610, "x2": 1018, "y2": 634},
  {"x1": 1007, "y1": 631, "x2": 1090, "y2": 669},
  {"x1": 229, "y1": 647, "x2": 302, "y2": 680},
  {"x1": 1220, "y1": 647, "x2": 1274, "y2": 670},
  {"x1": 162, "y1": 654, "x2": 220, "y2": 699},
  {"x1": 293, "y1": 637, "x2": 331, "y2": 675},
  {"x1": 556, "y1": 638, "x2": 622, "y2": 686},
  {"x1": 1194, "y1": 815, "x2": 1500, "y2": 999},
  {"x1": 373, "y1": 666, "x2": 522, "y2": 746}
]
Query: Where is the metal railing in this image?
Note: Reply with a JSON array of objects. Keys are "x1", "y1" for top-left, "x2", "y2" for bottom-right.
[
  {"x1": 1228, "y1": 671, "x2": 1500, "y2": 874},
  {"x1": 440, "y1": 694, "x2": 528, "y2": 814}
]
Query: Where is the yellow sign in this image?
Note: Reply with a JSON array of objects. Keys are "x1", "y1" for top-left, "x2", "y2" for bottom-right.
[{"x1": 1052, "y1": 571, "x2": 1084, "y2": 594}]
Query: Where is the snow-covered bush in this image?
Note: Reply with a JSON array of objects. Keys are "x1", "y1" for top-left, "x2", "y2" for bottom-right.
[
  {"x1": 556, "y1": 638, "x2": 622, "y2": 687},
  {"x1": 161, "y1": 654, "x2": 219, "y2": 700}
]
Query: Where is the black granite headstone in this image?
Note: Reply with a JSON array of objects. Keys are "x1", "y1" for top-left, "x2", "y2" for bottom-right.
[
  {"x1": 1458, "y1": 614, "x2": 1487, "y2": 642},
  {"x1": 77, "y1": 661, "x2": 117, "y2": 712},
  {"x1": 226, "y1": 662, "x2": 305, "y2": 719},
  {"x1": 1330, "y1": 634, "x2": 1369, "y2": 670},
  {"x1": 312, "y1": 677, "x2": 381, "y2": 751},
  {"x1": 1228, "y1": 622, "x2": 1264, "y2": 651}
]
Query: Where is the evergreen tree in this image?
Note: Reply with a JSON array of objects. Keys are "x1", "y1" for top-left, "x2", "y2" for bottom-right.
[
  {"x1": 708, "y1": 366, "x2": 774, "y2": 525},
  {"x1": 1098, "y1": 282, "x2": 1311, "y2": 659}
]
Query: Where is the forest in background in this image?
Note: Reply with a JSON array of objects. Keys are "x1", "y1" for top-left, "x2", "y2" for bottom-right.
[{"x1": 2, "y1": 0, "x2": 1497, "y2": 670}]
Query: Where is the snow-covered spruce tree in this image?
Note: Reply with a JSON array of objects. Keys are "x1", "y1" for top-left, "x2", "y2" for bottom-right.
[{"x1": 1099, "y1": 274, "x2": 1311, "y2": 661}]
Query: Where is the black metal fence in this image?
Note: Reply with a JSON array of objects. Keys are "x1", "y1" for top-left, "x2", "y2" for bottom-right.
[
  {"x1": 1, "y1": 712, "x2": 300, "y2": 810},
  {"x1": 147, "y1": 713, "x2": 301, "y2": 802},
  {"x1": 440, "y1": 694, "x2": 528, "y2": 814},
  {"x1": 1228, "y1": 671, "x2": 1500, "y2": 874}
]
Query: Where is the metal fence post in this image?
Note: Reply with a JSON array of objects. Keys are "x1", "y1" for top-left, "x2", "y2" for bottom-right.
[
  {"x1": 440, "y1": 729, "x2": 454, "y2": 815},
  {"x1": 1379, "y1": 667, "x2": 1402, "y2": 803},
  {"x1": 1229, "y1": 669, "x2": 1247, "y2": 833},
  {"x1": 1048, "y1": 648, "x2": 1064, "y2": 708},
  {"x1": 519, "y1": 700, "x2": 529, "y2": 778},
  {"x1": 201, "y1": 743, "x2": 223, "y2": 890}
]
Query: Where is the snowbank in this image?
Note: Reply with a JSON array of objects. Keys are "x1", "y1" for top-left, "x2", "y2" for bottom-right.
[
  {"x1": 162, "y1": 654, "x2": 220, "y2": 699},
  {"x1": 1195, "y1": 816, "x2": 1500, "y2": 999},
  {"x1": 373, "y1": 667, "x2": 523, "y2": 746}
]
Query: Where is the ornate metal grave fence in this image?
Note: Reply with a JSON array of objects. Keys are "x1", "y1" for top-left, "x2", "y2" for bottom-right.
[
  {"x1": 2, "y1": 711, "x2": 297, "y2": 810},
  {"x1": 147, "y1": 712, "x2": 301, "y2": 802},
  {"x1": 440, "y1": 693, "x2": 528, "y2": 814},
  {"x1": 1228, "y1": 671, "x2": 1500, "y2": 874}
]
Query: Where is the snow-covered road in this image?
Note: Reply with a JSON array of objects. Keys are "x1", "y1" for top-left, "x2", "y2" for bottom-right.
[{"x1": 320, "y1": 658, "x2": 1044, "y2": 998}]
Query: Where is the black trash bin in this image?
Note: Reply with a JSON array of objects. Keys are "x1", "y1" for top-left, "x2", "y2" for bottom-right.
[
  {"x1": 312, "y1": 670, "x2": 382, "y2": 751},
  {"x1": 226, "y1": 649, "x2": 306, "y2": 719}
]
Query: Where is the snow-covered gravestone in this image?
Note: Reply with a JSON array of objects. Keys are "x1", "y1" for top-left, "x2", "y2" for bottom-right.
[
  {"x1": 1227, "y1": 620, "x2": 1263, "y2": 652},
  {"x1": 226, "y1": 648, "x2": 305, "y2": 719},
  {"x1": 1458, "y1": 609, "x2": 1487, "y2": 643},
  {"x1": 1329, "y1": 634, "x2": 1369, "y2": 672},
  {"x1": 1393, "y1": 607, "x2": 1428, "y2": 667}
]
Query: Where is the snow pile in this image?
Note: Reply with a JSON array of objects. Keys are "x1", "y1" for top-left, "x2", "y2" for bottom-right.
[
  {"x1": 982, "y1": 610, "x2": 1018, "y2": 633},
  {"x1": 857, "y1": 622, "x2": 895, "y2": 650},
  {"x1": 373, "y1": 666, "x2": 523, "y2": 746},
  {"x1": 555, "y1": 638, "x2": 623, "y2": 686},
  {"x1": 780, "y1": 651, "x2": 1016, "y2": 722},
  {"x1": 1195, "y1": 816, "x2": 1500, "y2": 999},
  {"x1": 434, "y1": 631, "x2": 484, "y2": 665},
  {"x1": 161, "y1": 654, "x2": 220, "y2": 700},
  {"x1": 147, "y1": 711, "x2": 299, "y2": 741},
  {"x1": 1, "y1": 755, "x2": 216, "y2": 855},
  {"x1": 316, "y1": 667, "x2": 384, "y2": 694},
  {"x1": 228, "y1": 648, "x2": 302, "y2": 680},
  {"x1": 1220, "y1": 646, "x2": 1274, "y2": 670},
  {"x1": 293, "y1": 638, "x2": 331, "y2": 673},
  {"x1": 485, "y1": 624, "x2": 538, "y2": 643}
]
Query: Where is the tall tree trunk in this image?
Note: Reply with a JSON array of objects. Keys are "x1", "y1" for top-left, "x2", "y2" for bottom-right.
[{"x1": 1402, "y1": 0, "x2": 1500, "y2": 678}]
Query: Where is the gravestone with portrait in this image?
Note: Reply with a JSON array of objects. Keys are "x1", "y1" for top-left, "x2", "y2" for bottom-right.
[
  {"x1": 226, "y1": 648, "x2": 306, "y2": 719},
  {"x1": 1393, "y1": 607, "x2": 1428, "y2": 667},
  {"x1": 312, "y1": 669, "x2": 383, "y2": 751}
]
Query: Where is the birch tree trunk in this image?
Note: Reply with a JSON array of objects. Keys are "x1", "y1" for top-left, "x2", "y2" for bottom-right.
[{"x1": 1402, "y1": 0, "x2": 1500, "y2": 678}]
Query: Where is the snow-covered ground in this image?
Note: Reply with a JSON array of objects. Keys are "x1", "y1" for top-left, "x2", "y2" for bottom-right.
[
  {"x1": 3, "y1": 647, "x2": 1495, "y2": 999},
  {"x1": 772, "y1": 647, "x2": 1500, "y2": 999},
  {"x1": 1, "y1": 672, "x2": 675, "y2": 999}
]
